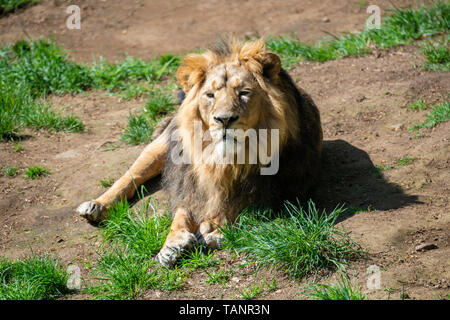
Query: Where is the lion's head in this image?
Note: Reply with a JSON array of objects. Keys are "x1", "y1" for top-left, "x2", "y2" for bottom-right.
[
  {"x1": 161, "y1": 37, "x2": 322, "y2": 225},
  {"x1": 173, "y1": 38, "x2": 300, "y2": 177}
]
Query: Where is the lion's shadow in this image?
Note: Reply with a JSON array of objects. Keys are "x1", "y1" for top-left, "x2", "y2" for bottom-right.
[{"x1": 312, "y1": 139, "x2": 420, "y2": 222}]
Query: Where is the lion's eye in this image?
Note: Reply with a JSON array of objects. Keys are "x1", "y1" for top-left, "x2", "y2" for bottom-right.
[
  {"x1": 239, "y1": 91, "x2": 251, "y2": 99},
  {"x1": 206, "y1": 92, "x2": 215, "y2": 99}
]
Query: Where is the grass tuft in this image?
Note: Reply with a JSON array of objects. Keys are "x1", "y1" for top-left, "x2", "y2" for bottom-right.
[
  {"x1": 221, "y1": 201, "x2": 363, "y2": 279},
  {"x1": 23, "y1": 166, "x2": 49, "y2": 179},
  {"x1": 205, "y1": 268, "x2": 232, "y2": 287},
  {"x1": 99, "y1": 178, "x2": 114, "y2": 188},
  {"x1": 120, "y1": 113, "x2": 156, "y2": 145},
  {"x1": 376, "y1": 155, "x2": 416, "y2": 176},
  {"x1": 120, "y1": 88, "x2": 177, "y2": 145},
  {"x1": 421, "y1": 37, "x2": 450, "y2": 72},
  {"x1": 408, "y1": 99, "x2": 428, "y2": 111},
  {"x1": 179, "y1": 248, "x2": 219, "y2": 270},
  {"x1": 0, "y1": 254, "x2": 70, "y2": 300},
  {"x1": 411, "y1": 101, "x2": 450, "y2": 131},
  {"x1": 304, "y1": 270, "x2": 366, "y2": 300},
  {"x1": 2, "y1": 166, "x2": 18, "y2": 176}
]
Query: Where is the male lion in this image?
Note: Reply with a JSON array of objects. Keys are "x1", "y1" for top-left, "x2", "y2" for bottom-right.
[{"x1": 77, "y1": 38, "x2": 323, "y2": 267}]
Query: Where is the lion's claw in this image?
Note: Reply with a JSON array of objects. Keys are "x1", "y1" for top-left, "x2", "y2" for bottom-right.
[
  {"x1": 76, "y1": 200, "x2": 106, "y2": 222},
  {"x1": 197, "y1": 231, "x2": 224, "y2": 250},
  {"x1": 154, "y1": 231, "x2": 197, "y2": 267}
]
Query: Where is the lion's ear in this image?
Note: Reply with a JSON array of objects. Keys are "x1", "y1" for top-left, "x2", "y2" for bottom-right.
[
  {"x1": 176, "y1": 54, "x2": 209, "y2": 92},
  {"x1": 262, "y1": 52, "x2": 281, "y2": 80}
]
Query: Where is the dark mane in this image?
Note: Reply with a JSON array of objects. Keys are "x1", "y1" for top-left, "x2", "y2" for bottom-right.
[{"x1": 208, "y1": 36, "x2": 233, "y2": 58}]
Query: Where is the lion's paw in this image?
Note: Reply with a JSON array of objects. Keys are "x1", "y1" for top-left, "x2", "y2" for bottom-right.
[
  {"x1": 197, "y1": 231, "x2": 224, "y2": 250},
  {"x1": 76, "y1": 200, "x2": 106, "y2": 222},
  {"x1": 154, "y1": 231, "x2": 197, "y2": 267}
]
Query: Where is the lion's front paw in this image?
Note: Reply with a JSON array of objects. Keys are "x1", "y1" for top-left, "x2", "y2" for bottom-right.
[
  {"x1": 76, "y1": 200, "x2": 106, "y2": 222},
  {"x1": 197, "y1": 231, "x2": 224, "y2": 250},
  {"x1": 154, "y1": 231, "x2": 197, "y2": 267}
]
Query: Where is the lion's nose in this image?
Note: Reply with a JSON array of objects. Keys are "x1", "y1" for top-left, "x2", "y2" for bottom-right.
[{"x1": 213, "y1": 115, "x2": 239, "y2": 128}]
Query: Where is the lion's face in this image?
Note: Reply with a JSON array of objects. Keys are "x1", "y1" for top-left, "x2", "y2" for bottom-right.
[
  {"x1": 198, "y1": 62, "x2": 263, "y2": 150},
  {"x1": 175, "y1": 38, "x2": 296, "y2": 166}
]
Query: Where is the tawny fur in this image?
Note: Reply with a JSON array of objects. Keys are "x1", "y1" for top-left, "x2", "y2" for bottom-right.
[{"x1": 77, "y1": 38, "x2": 323, "y2": 266}]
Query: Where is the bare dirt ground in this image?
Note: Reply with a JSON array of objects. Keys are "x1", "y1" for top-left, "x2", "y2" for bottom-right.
[{"x1": 0, "y1": 0, "x2": 448, "y2": 300}]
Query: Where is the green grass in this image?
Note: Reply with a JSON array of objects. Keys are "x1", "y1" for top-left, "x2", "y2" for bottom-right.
[
  {"x1": 0, "y1": 41, "x2": 86, "y2": 140},
  {"x1": 0, "y1": 39, "x2": 93, "y2": 97},
  {"x1": 88, "y1": 199, "x2": 187, "y2": 299},
  {"x1": 237, "y1": 282, "x2": 265, "y2": 300},
  {"x1": 0, "y1": 38, "x2": 179, "y2": 98},
  {"x1": 0, "y1": 38, "x2": 179, "y2": 141},
  {"x1": 421, "y1": 36, "x2": 450, "y2": 72},
  {"x1": 408, "y1": 99, "x2": 429, "y2": 111},
  {"x1": 120, "y1": 88, "x2": 177, "y2": 145},
  {"x1": 343, "y1": 206, "x2": 369, "y2": 217},
  {"x1": 376, "y1": 155, "x2": 416, "y2": 176},
  {"x1": 304, "y1": 270, "x2": 366, "y2": 300},
  {"x1": 411, "y1": 100, "x2": 450, "y2": 130},
  {"x1": 143, "y1": 88, "x2": 176, "y2": 119},
  {"x1": 396, "y1": 155, "x2": 416, "y2": 167},
  {"x1": 266, "y1": 2, "x2": 450, "y2": 68},
  {"x1": 23, "y1": 166, "x2": 49, "y2": 179},
  {"x1": 179, "y1": 248, "x2": 219, "y2": 270},
  {"x1": 221, "y1": 201, "x2": 363, "y2": 279},
  {"x1": 2, "y1": 166, "x2": 18, "y2": 176},
  {"x1": 205, "y1": 269, "x2": 232, "y2": 287},
  {"x1": 102, "y1": 144, "x2": 119, "y2": 152},
  {"x1": 90, "y1": 54, "x2": 179, "y2": 96},
  {"x1": 376, "y1": 164, "x2": 394, "y2": 171},
  {"x1": 0, "y1": 0, "x2": 39, "y2": 14},
  {"x1": 99, "y1": 178, "x2": 114, "y2": 188},
  {"x1": 13, "y1": 142, "x2": 25, "y2": 151},
  {"x1": 357, "y1": 0, "x2": 368, "y2": 7},
  {"x1": 120, "y1": 113, "x2": 156, "y2": 145},
  {"x1": 0, "y1": 254, "x2": 70, "y2": 300}
]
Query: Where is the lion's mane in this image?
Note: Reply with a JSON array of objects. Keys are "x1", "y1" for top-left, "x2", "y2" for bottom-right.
[{"x1": 159, "y1": 38, "x2": 323, "y2": 223}]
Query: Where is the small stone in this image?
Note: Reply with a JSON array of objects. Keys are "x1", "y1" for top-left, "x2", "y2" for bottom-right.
[
  {"x1": 415, "y1": 243, "x2": 438, "y2": 252},
  {"x1": 322, "y1": 17, "x2": 330, "y2": 23},
  {"x1": 390, "y1": 124, "x2": 404, "y2": 131}
]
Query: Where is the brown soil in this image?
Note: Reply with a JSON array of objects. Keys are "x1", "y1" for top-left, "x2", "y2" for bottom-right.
[
  {"x1": 0, "y1": 0, "x2": 448, "y2": 300},
  {"x1": 1, "y1": 0, "x2": 416, "y2": 62}
]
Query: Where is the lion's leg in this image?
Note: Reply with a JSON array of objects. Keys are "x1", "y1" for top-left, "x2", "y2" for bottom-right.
[
  {"x1": 155, "y1": 208, "x2": 198, "y2": 267},
  {"x1": 77, "y1": 133, "x2": 169, "y2": 222}
]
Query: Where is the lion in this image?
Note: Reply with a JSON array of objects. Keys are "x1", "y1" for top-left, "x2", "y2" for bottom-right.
[{"x1": 77, "y1": 38, "x2": 323, "y2": 267}]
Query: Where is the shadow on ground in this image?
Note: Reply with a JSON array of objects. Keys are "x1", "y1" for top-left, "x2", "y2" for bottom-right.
[{"x1": 314, "y1": 140, "x2": 420, "y2": 222}]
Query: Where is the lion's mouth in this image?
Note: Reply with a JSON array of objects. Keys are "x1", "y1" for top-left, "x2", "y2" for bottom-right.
[{"x1": 222, "y1": 134, "x2": 238, "y2": 144}]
